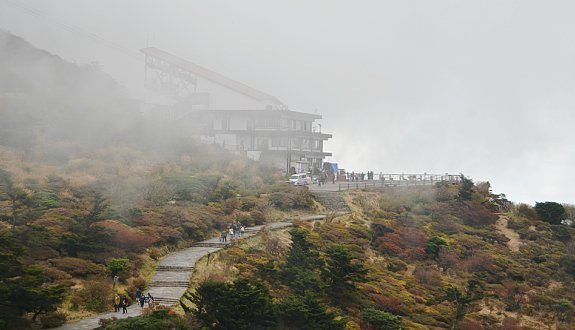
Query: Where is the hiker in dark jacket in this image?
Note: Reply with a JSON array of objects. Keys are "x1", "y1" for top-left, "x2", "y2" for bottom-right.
[{"x1": 121, "y1": 296, "x2": 128, "y2": 314}]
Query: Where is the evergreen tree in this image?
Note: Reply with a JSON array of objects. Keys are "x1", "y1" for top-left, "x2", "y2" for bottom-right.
[
  {"x1": 534, "y1": 201, "x2": 566, "y2": 225},
  {"x1": 282, "y1": 228, "x2": 324, "y2": 295},
  {"x1": 0, "y1": 232, "x2": 67, "y2": 327},
  {"x1": 457, "y1": 174, "x2": 474, "y2": 201},
  {"x1": 323, "y1": 244, "x2": 367, "y2": 302},
  {"x1": 0, "y1": 168, "x2": 32, "y2": 229},
  {"x1": 361, "y1": 308, "x2": 403, "y2": 330},
  {"x1": 278, "y1": 293, "x2": 344, "y2": 330},
  {"x1": 190, "y1": 278, "x2": 276, "y2": 329},
  {"x1": 425, "y1": 236, "x2": 448, "y2": 257}
]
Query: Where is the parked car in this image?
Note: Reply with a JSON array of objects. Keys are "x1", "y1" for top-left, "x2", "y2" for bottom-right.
[{"x1": 289, "y1": 173, "x2": 312, "y2": 186}]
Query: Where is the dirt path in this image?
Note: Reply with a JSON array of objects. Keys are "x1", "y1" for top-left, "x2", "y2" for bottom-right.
[{"x1": 495, "y1": 215, "x2": 522, "y2": 252}]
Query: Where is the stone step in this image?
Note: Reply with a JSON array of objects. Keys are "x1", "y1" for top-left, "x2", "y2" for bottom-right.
[
  {"x1": 152, "y1": 297, "x2": 180, "y2": 305},
  {"x1": 150, "y1": 281, "x2": 189, "y2": 288},
  {"x1": 156, "y1": 265, "x2": 194, "y2": 272},
  {"x1": 312, "y1": 192, "x2": 351, "y2": 212}
]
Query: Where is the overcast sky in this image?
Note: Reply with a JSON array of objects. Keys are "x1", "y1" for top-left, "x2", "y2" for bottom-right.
[{"x1": 1, "y1": 0, "x2": 574, "y2": 204}]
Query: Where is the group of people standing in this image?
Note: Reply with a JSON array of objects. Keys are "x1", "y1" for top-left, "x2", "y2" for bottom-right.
[
  {"x1": 114, "y1": 294, "x2": 129, "y2": 314},
  {"x1": 317, "y1": 171, "x2": 335, "y2": 186},
  {"x1": 113, "y1": 290, "x2": 154, "y2": 314},
  {"x1": 345, "y1": 171, "x2": 375, "y2": 182},
  {"x1": 220, "y1": 222, "x2": 245, "y2": 242}
]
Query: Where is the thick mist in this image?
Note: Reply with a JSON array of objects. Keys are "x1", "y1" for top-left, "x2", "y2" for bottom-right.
[{"x1": 1, "y1": 0, "x2": 574, "y2": 203}]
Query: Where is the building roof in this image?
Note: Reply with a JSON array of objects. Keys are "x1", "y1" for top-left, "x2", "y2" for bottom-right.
[
  {"x1": 141, "y1": 47, "x2": 282, "y2": 104},
  {"x1": 195, "y1": 109, "x2": 322, "y2": 120}
]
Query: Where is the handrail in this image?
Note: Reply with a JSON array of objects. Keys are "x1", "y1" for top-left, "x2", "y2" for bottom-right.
[{"x1": 335, "y1": 174, "x2": 461, "y2": 192}]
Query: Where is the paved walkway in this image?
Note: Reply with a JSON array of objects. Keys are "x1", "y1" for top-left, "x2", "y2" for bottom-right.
[{"x1": 56, "y1": 217, "x2": 319, "y2": 329}]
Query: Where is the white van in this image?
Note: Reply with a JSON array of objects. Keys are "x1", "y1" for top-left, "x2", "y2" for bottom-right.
[{"x1": 289, "y1": 173, "x2": 312, "y2": 186}]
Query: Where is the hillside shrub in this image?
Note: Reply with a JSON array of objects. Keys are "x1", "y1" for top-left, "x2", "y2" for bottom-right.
[
  {"x1": 370, "y1": 222, "x2": 393, "y2": 241},
  {"x1": 501, "y1": 317, "x2": 522, "y2": 330},
  {"x1": 222, "y1": 198, "x2": 240, "y2": 215},
  {"x1": 414, "y1": 267, "x2": 442, "y2": 286},
  {"x1": 250, "y1": 209, "x2": 266, "y2": 225},
  {"x1": 269, "y1": 188, "x2": 314, "y2": 211},
  {"x1": 425, "y1": 236, "x2": 448, "y2": 257},
  {"x1": 437, "y1": 248, "x2": 459, "y2": 270},
  {"x1": 278, "y1": 294, "x2": 343, "y2": 330},
  {"x1": 371, "y1": 295, "x2": 407, "y2": 316},
  {"x1": 460, "y1": 253, "x2": 493, "y2": 273},
  {"x1": 41, "y1": 266, "x2": 72, "y2": 282},
  {"x1": 102, "y1": 309, "x2": 190, "y2": 330},
  {"x1": 96, "y1": 221, "x2": 158, "y2": 252},
  {"x1": 51, "y1": 257, "x2": 104, "y2": 277},
  {"x1": 551, "y1": 225, "x2": 571, "y2": 242},
  {"x1": 517, "y1": 203, "x2": 537, "y2": 220},
  {"x1": 457, "y1": 202, "x2": 497, "y2": 227},
  {"x1": 74, "y1": 278, "x2": 114, "y2": 312},
  {"x1": 240, "y1": 197, "x2": 258, "y2": 211},
  {"x1": 496, "y1": 281, "x2": 529, "y2": 311},
  {"x1": 132, "y1": 277, "x2": 147, "y2": 290},
  {"x1": 560, "y1": 255, "x2": 575, "y2": 277},
  {"x1": 387, "y1": 259, "x2": 408, "y2": 272},
  {"x1": 375, "y1": 225, "x2": 427, "y2": 261},
  {"x1": 361, "y1": 308, "x2": 403, "y2": 330},
  {"x1": 31, "y1": 191, "x2": 60, "y2": 209},
  {"x1": 212, "y1": 179, "x2": 239, "y2": 202},
  {"x1": 39, "y1": 311, "x2": 67, "y2": 328}
]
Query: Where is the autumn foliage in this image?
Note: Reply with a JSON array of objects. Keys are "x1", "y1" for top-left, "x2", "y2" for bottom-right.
[
  {"x1": 375, "y1": 224, "x2": 427, "y2": 260},
  {"x1": 96, "y1": 220, "x2": 158, "y2": 252}
]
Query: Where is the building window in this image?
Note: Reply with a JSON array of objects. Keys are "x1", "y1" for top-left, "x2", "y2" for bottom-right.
[
  {"x1": 266, "y1": 119, "x2": 279, "y2": 128},
  {"x1": 292, "y1": 137, "x2": 301, "y2": 147},
  {"x1": 301, "y1": 138, "x2": 309, "y2": 149},
  {"x1": 272, "y1": 137, "x2": 288, "y2": 147},
  {"x1": 221, "y1": 119, "x2": 229, "y2": 131},
  {"x1": 257, "y1": 138, "x2": 269, "y2": 150}
]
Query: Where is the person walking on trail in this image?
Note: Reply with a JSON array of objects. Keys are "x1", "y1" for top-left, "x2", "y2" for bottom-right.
[
  {"x1": 121, "y1": 296, "x2": 128, "y2": 314},
  {"x1": 220, "y1": 230, "x2": 227, "y2": 242},
  {"x1": 229, "y1": 227, "x2": 234, "y2": 241},
  {"x1": 240, "y1": 225, "x2": 245, "y2": 237},
  {"x1": 147, "y1": 292, "x2": 154, "y2": 307},
  {"x1": 139, "y1": 294, "x2": 146, "y2": 309},
  {"x1": 114, "y1": 293, "x2": 120, "y2": 312},
  {"x1": 233, "y1": 222, "x2": 240, "y2": 238}
]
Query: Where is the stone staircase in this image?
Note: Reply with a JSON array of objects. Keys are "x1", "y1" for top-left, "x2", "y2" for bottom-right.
[
  {"x1": 312, "y1": 191, "x2": 351, "y2": 212},
  {"x1": 150, "y1": 280, "x2": 190, "y2": 288},
  {"x1": 155, "y1": 265, "x2": 194, "y2": 272},
  {"x1": 55, "y1": 217, "x2": 325, "y2": 329},
  {"x1": 152, "y1": 297, "x2": 181, "y2": 306}
]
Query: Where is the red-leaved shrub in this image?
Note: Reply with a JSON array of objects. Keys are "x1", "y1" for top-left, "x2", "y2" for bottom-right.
[{"x1": 96, "y1": 220, "x2": 158, "y2": 252}]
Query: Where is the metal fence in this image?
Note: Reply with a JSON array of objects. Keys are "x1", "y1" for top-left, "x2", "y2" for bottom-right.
[{"x1": 335, "y1": 173, "x2": 461, "y2": 192}]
